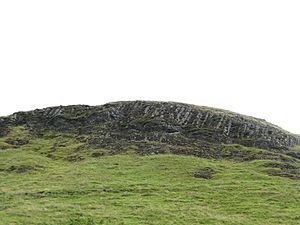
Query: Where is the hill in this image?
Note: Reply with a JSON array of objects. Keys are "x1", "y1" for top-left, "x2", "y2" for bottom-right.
[{"x1": 0, "y1": 101, "x2": 299, "y2": 224}]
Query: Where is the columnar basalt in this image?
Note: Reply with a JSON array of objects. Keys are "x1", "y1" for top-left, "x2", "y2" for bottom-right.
[{"x1": 0, "y1": 101, "x2": 299, "y2": 151}]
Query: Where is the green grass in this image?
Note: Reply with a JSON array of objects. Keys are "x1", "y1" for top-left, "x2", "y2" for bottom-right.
[{"x1": 0, "y1": 128, "x2": 299, "y2": 224}]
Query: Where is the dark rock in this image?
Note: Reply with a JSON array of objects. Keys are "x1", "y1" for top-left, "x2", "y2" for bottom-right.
[
  {"x1": 264, "y1": 161, "x2": 300, "y2": 180},
  {"x1": 5, "y1": 138, "x2": 29, "y2": 146},
  {"x1": 194, "y1": 167, "x2": 215, "y2": 179},
  {"x1": 65, "y1": 154, "x2": 85, "y2": 162},
  {"x1": 0, "y1": 101, "x2": 299, "y2": 155},
  {"x1": 91, "y1": 151, "x2": 105, "y2": 157},
  {"x1": 7, "y1": 165, "x2": 36, "y2": 173}
]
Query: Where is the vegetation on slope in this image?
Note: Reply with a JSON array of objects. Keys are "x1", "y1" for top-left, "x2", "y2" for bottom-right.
[{"x1": 0, "y1": 127, "x2": 299, "y2": 225}]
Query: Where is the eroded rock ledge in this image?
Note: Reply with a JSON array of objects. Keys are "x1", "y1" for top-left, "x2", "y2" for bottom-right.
[{"x1": 0, "y1": 101, "x2": 299, "y2": 151}]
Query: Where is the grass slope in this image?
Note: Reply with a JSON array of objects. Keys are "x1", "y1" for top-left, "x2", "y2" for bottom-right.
[{"x1": 0, "y1": 127, "x2": 299, "y2": 225}]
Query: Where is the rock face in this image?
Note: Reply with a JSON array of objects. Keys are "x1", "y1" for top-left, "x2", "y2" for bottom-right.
[{"x1": 0, "y1": 101, "x2": 299, "y2": 151}]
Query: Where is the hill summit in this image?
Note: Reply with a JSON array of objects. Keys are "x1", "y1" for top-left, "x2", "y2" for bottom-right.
[{"x1": 0, "y1": 101, "x2": 299, "y2": 161}]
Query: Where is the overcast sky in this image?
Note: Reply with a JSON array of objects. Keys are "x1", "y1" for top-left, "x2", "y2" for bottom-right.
[{"x1": 0, "y1": 1, "x2": 299, "y2": 134}]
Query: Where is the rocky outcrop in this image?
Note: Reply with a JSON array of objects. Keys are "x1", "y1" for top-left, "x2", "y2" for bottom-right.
[{"x1": 1, "y1": 101, "x2": 299, "y2": 151}]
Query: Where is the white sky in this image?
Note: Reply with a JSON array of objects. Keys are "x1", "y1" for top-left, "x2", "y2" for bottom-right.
[{"x1": 0, "y1": 1, "x2": 299, "y2": 134}]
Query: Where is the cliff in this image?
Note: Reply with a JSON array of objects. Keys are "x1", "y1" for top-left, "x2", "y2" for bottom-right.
[{"x1": 1, "y1": 101, "x2": 299, "y2": 155}]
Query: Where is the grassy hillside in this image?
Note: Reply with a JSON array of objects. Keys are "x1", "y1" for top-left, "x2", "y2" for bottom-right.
[{"x1": 0, "y1": 127, "x2": 299, "y2": 225}]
